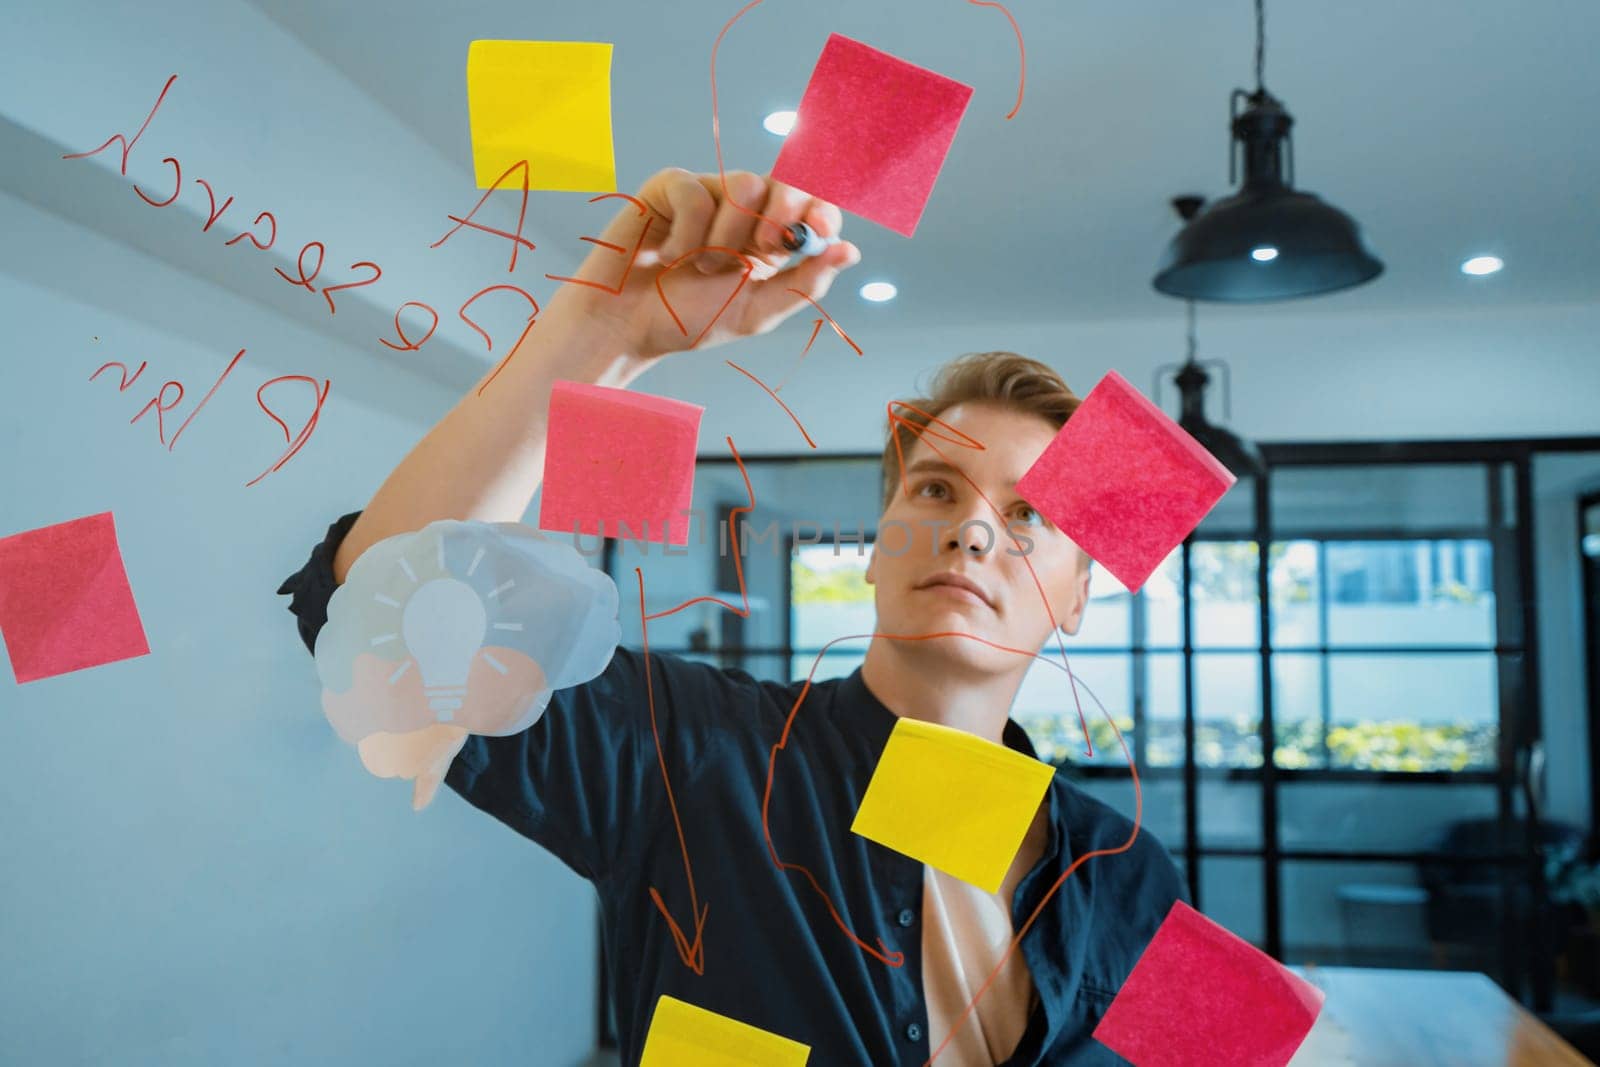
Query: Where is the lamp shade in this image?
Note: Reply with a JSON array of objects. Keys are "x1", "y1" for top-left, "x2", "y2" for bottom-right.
[
  {"x1": 1154, "y1": 89, "x2": 1383, "y2": 302},
  {"x1": 1153, "y1": 187, "x2": 1383, "y2": 302},
  {"x1": 1174, "y1": 359, "x2": 1264, "y2": 479}
]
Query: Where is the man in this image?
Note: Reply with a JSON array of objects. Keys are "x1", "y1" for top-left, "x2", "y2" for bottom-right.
[{"x1": 279, "y1": 168, "x2": 1184, "y2": 1065}]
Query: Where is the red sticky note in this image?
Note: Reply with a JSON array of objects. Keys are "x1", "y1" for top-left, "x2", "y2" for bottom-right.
[
  {"x1": 0, "y1": 512, "x2": 150, "y2": 684},
  {"x1": 1015, "y1": 371, "x2": 1235, "y2": 593},
  {"x1": 538, "y1": 381, "x2": 703, "y2": 545},
  {"x1": 1092, "y1": 901, "x2": 1324, "y2": 1067},
  {"x1": 771, "y1": 33, "x2": 973, "y2": 238}
]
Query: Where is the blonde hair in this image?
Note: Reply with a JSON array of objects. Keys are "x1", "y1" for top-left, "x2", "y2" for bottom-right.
[{"x1": 879, "y1": 351, "x2": 1081, "y2": 511}]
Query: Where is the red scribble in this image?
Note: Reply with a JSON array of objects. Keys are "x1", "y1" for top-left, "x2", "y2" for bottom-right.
[
  {"x1": 193, "y1": 178, "x2": 234, "y2": 232},
  {"x1": 762, "y1": 635, "x2": 1140, "y2": 1067},
  {"x1": 274, "y1": 240, "x2": 325, "y2": 292},
  {"x1": 459, "y1": 284, "x2": 539, "y2": 352},
  {"x1": 754, "y1": 404, "x2": 1111, "y2": 1008},
  {"x1": 61, "y1": 73, "x2": 177, "y2": 175},
  {"x1": 886, "y1": 400, "x2": 1093, "y2": 754},
  {"x1": 631, "y1": 436, "x2": 760, "y2": 974},
  {"x1": 474, "y1": 320, "x2": 539, "y2": 398},
  {"x1": 637, "y1": 568, "x2": 711, "y2": 974},
  {"x1": 462, "y1": 285, "x2": 541, "y2": 398},
  {"x1": 654, "y1": 244, "x2": 755, "y2": 348},
  {"x1": 133, "y1": 156, "x2": 180, "y2": 208},
  {"x1": 89, "y1": 360, "x2": 148, "y2": 392},
  {"x1": 247, "y1": 374, "x2": 330, "y2": 487},
  {"x1": 771, "y1": 287, "x2": 863, "y2": 393},
  {"x1": 755, "y1": 406, "x2": 1128, "y2": 1061},
  {"x1": 321, "y1": 261, "x2": 383, "y2": 315},
  {"x1": 644, "y1": 436, "x2": 756, "y2": 624},
  {"x1": 708, "y1": 2, "x2": 790, "y2": 236},
  {"x1": 725, "y1": 360, "x2": 816, "y2": 449},
  {"x1": 432, "y1": 159, "x2": 535, "y2": 273},
  {"x1": 130, "y1": 380, "x2": 184, "y2": 446},
  {"x1": 168, "y1": 347, "x2": 245, "y2": 451},
  {"x1": 922, "y1": 677, "x2": 1135, "y2": 1067},
  {"x1": 378, "y1": 301, "x2": 439, "y2": 352},
  {"x1": 966, "y1": 0, "x2": 1027, "y2": 120},
  {"x1": 224, "y1": 211, "x2": 277, "y2": 251},
  {"x1": 544, "y1": 193, "x2": 655, "y2": 296}
]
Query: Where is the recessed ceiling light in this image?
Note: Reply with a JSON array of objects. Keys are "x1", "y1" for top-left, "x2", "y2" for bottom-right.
[
  {"x1": 859, "y1": 281, "x2": 897, "y2": 302},
  {"x1": 1250, "y1": 245, "x2": 1279, "y2": 262},
  {"x1": 763, "y1": 110, "x2": 797, "y2": 136},
  {"x1": 1461, "y1": 255, "x2": 1503, "y2": 276}
]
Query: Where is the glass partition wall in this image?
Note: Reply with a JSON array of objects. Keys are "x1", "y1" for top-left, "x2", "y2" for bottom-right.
[{"x1": 594, "y1": 438, "x2": 1600, "y2": 1036}]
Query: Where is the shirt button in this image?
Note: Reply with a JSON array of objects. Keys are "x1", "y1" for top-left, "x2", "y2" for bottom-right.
[
  {"x1": 897, "y1": 908, "x2": 916, "y2": 928},
  {"x1": 905, "y1": 1022, "x2": 924, "y2": 1043}
]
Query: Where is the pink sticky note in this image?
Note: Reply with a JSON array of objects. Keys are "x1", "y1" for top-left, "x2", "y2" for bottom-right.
[
  {"x1": 1015, "y1": 371, "x2": 1235, "y2": 592},
  {"x1": 538, "y1": 381, "x2": 703, "y2": 545},
  {"x1": 771, "y1": 33, "x2": 973, "y2": 237},
  {"x1": 0, "y1": 512, "x2": 150, "y2": 684},
  {"x1": 1093, "y1": 901, "x2": 1324, "y2": 1067}
]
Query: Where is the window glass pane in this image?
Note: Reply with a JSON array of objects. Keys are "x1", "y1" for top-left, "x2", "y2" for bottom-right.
[
  {"x1": 1201, "y1": 778, "x2": 1261, "y2": 848},
  {"x1": 1279, "y1": 782, "x2": 1498, "y2": 852},
  {"x1": 1073, "y1": 563, "x2": 1132, "y2": 647},
  {"x1": 790, "y1": 542, "x2": 875, "y2": 651},
  {"x1": 1326, "y1": 540, "x2": 1496, "y2": 647},
  {"x1": 1063, "y1": 773, "x2": 1184, "y2": 849},
  {"x1": 1271, "y1": 540, "x2": 1320, "y2": 648},
  {"x1": 1141, "y1": 549, "x2": 1184, "y2": 649},
  {"x1": 1195, "y1": 652, "x2": 1260, "y2": 768},
  {"x1": 1013, "y1": 653, "x2": 1131, "y2": 766},
  {"x1": 1144, "y1": 652, "x2": 1186, "y2": 768},
  {"x1": 1326, "y1": 653, "x2": 1497, "y2": 771},
  {"x1": 1190, "y1": 541, "x2": 1259, "y2": 648},
  {"x1": 1270, "y1": 464, "x2": 1491, "y2": 536},
  {"x1": 790, "y1": 648, "x2": 866, "y2": 684},
  {"x1": 1282, "y1": 861, "x2": 1434, "y2": 970},
  {"x1": 1199, "y1": 857, "x2": 1264, "y2": 947},
  {"x1": 1272, "y1": 652, "x2": 1325, "y2": 769}
]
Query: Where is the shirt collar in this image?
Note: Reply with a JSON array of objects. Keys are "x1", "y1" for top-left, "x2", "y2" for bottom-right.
[{"x1": 841, "y1": 667, "x2": 1046, "y2": 760}]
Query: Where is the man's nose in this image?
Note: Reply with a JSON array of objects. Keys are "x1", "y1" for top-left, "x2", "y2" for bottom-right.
[{"x1": 941, "y1": 511, "x2": 996, "y2": 557}]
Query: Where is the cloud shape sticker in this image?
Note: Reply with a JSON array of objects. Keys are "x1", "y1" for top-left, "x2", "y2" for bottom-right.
[{"x1": 316, "y1": 520, "x2": 620, "y2": 807}]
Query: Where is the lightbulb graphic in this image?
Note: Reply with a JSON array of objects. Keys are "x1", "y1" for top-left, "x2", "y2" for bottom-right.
[
  {"x1": 316, "y1": 519, "x2": 621, "y2": 809},
  {"x1": 399, "y1": 578, "x2": 488, "y2": 720}
]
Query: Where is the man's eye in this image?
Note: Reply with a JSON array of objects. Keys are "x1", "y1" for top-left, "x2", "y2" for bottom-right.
[
  {"x1": 1013, "y1": 504, "x2": 1045, "y2": 527},
  {"x1": 916, "y1": 480, "x2": 949, "y2": 500}
]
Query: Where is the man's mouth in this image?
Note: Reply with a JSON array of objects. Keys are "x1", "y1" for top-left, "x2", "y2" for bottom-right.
[{"x1": 914, "y1": 571, "x2": 994, "y2": 610}]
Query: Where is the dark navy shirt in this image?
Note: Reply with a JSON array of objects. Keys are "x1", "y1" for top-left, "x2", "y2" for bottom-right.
[{"x1": 278, "y1": 512, "x2": 1187, "y2": 1066}]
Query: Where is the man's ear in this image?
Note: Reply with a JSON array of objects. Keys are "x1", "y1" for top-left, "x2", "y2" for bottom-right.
[
  {"x1": 1057, "y1": 554, "x2": 1093, "y2": 635},
  {"x1": 864, "y1": 541, "x2": 878, "y2": 585}
]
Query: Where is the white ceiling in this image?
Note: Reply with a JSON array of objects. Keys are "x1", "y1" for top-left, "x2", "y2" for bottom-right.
[{"x1": 248, "y1": 0, "x2": 1600, "y2": 329}]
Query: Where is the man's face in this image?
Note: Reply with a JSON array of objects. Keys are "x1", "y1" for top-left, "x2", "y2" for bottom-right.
[{"x1": 865, "y1": 401, "x2": 1092, "y2": 675}]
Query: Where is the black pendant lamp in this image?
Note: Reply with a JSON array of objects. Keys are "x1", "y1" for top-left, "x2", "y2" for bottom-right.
[
  {"x1": 1163, "y1": 298, "x2": 1265, "y2": 479},
  {"x1": 1153, "y1": 0, "x2": 1383, "y2": 302}
]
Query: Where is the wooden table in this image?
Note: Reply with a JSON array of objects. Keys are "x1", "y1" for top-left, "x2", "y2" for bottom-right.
[{"x1": 1288, "y1": 967, "x2": 1592, "y2": 1066}]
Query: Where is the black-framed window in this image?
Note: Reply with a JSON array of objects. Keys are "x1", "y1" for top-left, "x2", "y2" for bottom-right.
[{"x1": 789, "y1": 527, "x2": 1499, "y2": 776}]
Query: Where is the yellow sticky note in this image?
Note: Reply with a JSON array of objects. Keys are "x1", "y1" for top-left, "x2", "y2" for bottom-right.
[
  {"x1": 638, "y1": 995, "x2": 811, "y2": 1066},
  {"x1": 851, "y1": 717, "x2": 1055, "y2": 893},
  {"x1": 466, "y1": 40, "x2": 617, "y2": 192}
]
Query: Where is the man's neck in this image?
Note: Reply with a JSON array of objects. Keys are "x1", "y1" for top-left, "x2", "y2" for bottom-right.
[{"x1": 859, "y1": 639, "x2": 1027, "y2": 745}]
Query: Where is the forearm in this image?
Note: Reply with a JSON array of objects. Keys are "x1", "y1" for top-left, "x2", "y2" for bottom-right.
[
  {"x1": 326, "y1": 164, "x2": 857, "y2": 586},
  {"x1": 331, "y1": 287, "x2": 646, "y2": 584}
]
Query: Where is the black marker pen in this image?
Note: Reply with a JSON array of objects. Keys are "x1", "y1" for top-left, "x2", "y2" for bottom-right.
[{"x1": 780, "y1": 221, "x2": 842, "y2": 257}]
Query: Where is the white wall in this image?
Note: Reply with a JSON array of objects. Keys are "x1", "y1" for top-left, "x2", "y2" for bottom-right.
[{"x1": 0, "y1": 1, "x2": 597, "y2": 1064}]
